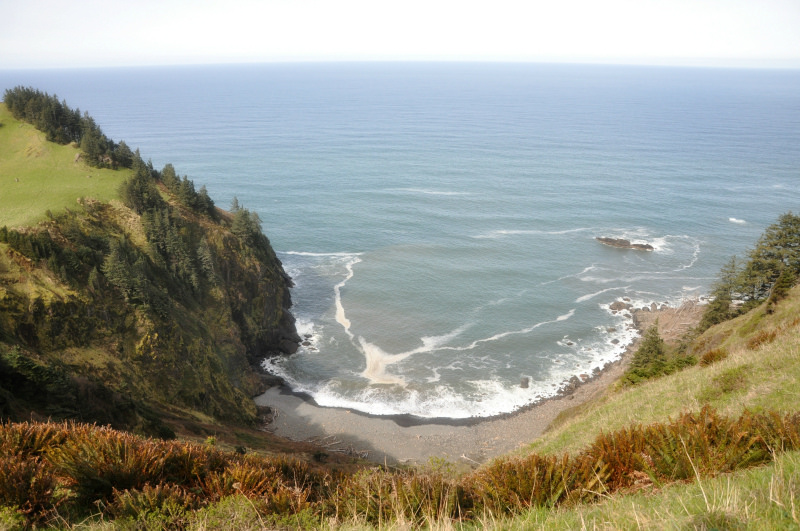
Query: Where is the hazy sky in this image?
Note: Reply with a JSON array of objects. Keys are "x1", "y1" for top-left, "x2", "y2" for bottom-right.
[{"x1": 3, "y1": 0, "x2": 799, "y2": 69}]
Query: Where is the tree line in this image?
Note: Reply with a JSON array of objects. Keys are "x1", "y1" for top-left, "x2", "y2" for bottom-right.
[
  {"x1": 0, "y1": 84, "x2": 284, "y2": 325},
  {"x1": 699, "y1": 212, "x2": 800, "y2": 331},
  {"x1": 3, "y1": 86, "x2": 134, "y2": 169}
]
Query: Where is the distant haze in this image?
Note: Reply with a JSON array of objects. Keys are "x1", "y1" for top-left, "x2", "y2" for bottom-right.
[{"x1": 2, "y1": 0, "x2": 800, "y2": 69}]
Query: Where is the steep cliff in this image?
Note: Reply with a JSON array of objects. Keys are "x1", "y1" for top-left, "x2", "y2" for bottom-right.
[{"x1": 0, "y1": 99, "x2": 297, "y2": 436}]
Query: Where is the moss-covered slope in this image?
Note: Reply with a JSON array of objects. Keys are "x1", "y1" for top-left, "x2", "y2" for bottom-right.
[{"x1": 0, "y1": 101, "x2": 298, "y2": 436}]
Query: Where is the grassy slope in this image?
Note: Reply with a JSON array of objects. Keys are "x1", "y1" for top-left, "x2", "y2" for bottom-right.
[
  {"x1": 526, "y1": 284, "x2": 800, "y2": 457},
  {"x1": 468, "y1": 286, "x2": 800, "y2": 530},
  {"x1": 0, "y1": 104, "x2": 129, "y2": 227},
  {"x1": 479, "y1": 450, "x2": 800, "y2": 530},
  {"x1": 0, "y1": 103, "x2": 316, "y2": 460}
]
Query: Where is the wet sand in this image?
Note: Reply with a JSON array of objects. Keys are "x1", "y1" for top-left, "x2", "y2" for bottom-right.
[{"x1": 254, "y1": 300, "x2": 704, "y2": 466}]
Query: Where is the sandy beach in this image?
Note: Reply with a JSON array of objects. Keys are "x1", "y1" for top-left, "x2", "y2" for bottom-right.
[{"x1": 255, "y1": 300, "x2": 704, "y2": 466}]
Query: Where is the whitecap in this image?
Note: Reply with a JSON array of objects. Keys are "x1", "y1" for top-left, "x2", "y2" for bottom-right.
[
  {"x1": 575, "y1": 286, "x2": 630, "y2": 303},
  {"x1": 579, "y1": 276, "x2": 617, "y2": 285},
  {"x1": 474, "y1": 227, "x2": 592, "y2": 239},
  {"x1": 390, "y1": 187, "x2": 470, "y2": 196},
  {"x1": 282, "y1": 250, "x2": 364, "y2": 257},
  {"x1": 674, "y1": 239, "x2": 702, "y2": 271},
  {"x1": 729, "y1": 217, "x2": 747, "y2": 224},
  {"x1": 426, "y1": 368, "x2": 442, "y2": 383},
  {"x1": 435, "y1": 309, "x2": 577, "y2": 353},
  {"x1": 542, "y1": 264, "x2": 598, "y2": 285},
  {"x1": 556, "y1": 309, "x2": 576, "y2": 321}
]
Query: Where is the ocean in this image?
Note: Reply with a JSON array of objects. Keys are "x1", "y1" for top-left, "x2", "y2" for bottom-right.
[{"x1": 2, "y1": 63, "x2": 799, "y2": 418}]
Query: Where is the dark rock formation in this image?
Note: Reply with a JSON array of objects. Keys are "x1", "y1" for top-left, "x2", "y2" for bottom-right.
[
  {"x1": 609, "y1": 301, "x2": 633, "y2": 312},
  {"x1": 596, "y1": 237, "x2": 655, "y2": 251}
]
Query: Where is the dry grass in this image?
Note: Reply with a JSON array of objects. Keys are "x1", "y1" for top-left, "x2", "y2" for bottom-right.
[{"x1": 4, "y1": 403, "x2": 798, "y2": 528}]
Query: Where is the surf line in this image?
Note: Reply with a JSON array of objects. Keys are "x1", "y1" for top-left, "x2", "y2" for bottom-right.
[{"x1": 435, "y1": 308, "x2": 576, "y2": 353}]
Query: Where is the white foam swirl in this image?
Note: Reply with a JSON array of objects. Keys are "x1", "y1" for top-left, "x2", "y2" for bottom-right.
[{"x1": 334, "y1": 257, "x2": 361, "y2": 339}]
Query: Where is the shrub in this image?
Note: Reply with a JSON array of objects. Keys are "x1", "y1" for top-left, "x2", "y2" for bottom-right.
[
  {"x1": 0, "y1": 506, "x2": 25, "y2": 531},
  {"x1": 0, "y1": 455, "x2": 63, "y2": 525},
  {"x1": 52, "y1": 427, "x2": 168, "y2": 507},
  {"x1": 466, "y1": 452, "x2": 603, "y2": 516},
  {"x1": 108, "y1": 483, "x2": 199, "y2": 524},
  {"x1": 0, "y1": 410, "x2": 798, "y2": 528},
  {"x1": 747, "y1": 329, "x2": 778, "y2": 350},
  {"x1": 0, "y1": 420, "x2": 66, "y2": 458},
  {"x1": 699, "y1": 347, "x2": 728, "y2": 366}
]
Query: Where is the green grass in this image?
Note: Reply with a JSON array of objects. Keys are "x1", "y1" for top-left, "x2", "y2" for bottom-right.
[
  {"x1": 525, "y1": 285, "x2": 800, "y2": 458},
  {"x1": 0, "y1": 104, "x2": 130, "y2": 228},
  {"x1": 482, "y1": 450, "x2": 800, "y2": 530}
]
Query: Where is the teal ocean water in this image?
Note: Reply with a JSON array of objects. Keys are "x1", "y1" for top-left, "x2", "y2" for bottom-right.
[{"x1": 3, "y1": 63, "x2": 799, "y2": 418}]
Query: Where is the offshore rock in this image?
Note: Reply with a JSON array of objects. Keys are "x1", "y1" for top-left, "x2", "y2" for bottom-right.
[{"x1": 596, "y1": 237, "x2": 655, "y2": 251}]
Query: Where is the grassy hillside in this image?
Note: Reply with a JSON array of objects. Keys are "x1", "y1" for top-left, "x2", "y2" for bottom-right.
[
  {"x1": 526, "y1": 283, "x2": 800, "y2": 458},
  {"x1": 0, "y1": 105, "x2": 128, "y2": 227},
  {"x1": 0, "y1": 99, "x2": 299, "y2": 441}
]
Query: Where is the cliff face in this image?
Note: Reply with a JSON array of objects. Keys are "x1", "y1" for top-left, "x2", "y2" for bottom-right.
[{"x1": 0, "y1": 105, "x2": 297, "y2": 436}]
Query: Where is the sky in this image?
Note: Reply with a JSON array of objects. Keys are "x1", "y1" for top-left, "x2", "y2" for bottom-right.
[{"x1": 2, "y1": 0, "x2": 799, "y2": 69}]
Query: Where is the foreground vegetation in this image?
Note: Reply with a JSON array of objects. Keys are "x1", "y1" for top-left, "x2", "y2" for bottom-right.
[{"x1": 1, "y1": 403, "x2": 798, "y2": 529}]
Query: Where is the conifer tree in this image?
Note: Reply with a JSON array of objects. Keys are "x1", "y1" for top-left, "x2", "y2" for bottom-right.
[
  {"x1": 739, "y1": 212, "x2": 800, "y2": 301},
  {"x1": 630, "y1": 323, "x2": 666, "y2": 372},
  {"x1": 765, "y1": 266, "x2": 796, "y2": 313},
  {"x1": 623, "y1": 322, "x2": 667, "y2": 385}
]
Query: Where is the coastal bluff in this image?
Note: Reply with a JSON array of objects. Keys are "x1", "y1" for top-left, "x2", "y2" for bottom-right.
[{"x1": 0, "y1": 96, "x2": 298, "y2": 436}]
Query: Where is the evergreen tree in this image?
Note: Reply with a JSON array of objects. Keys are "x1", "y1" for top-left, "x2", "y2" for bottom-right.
[
  {"x1": 197, "y1": 186, "x2": 216, "y2": 217},
  {"x1": 698, "y1": 288, "x2": 733, "y2": 332},
  {"x1": 630, "y1": 323, "x2": 666, "y2": 372},
  {"x1": 765, "y1": 266, "x2": 796, "y2": 313},
  {"x1": 739, "y1": 212, "x2": 800, "y2": 301},
  {"x1": 699, "y1": 212, "x2": 800, "y2": 329},
  {"x1": 623, "y1": 323, "x2": 667, "y2": 385},
  {"x1": 120, "y1": 155, "x2": 165, "y2": 214},
  {"x1": 113, "y1": 140, "x2": 134, "y2": 168},
  {"x1": 197, "y1": 238, "x2": 216, "y2": 283},
  {"x1": 161, "y1": 164, "x2": 178, "y2": 190}
]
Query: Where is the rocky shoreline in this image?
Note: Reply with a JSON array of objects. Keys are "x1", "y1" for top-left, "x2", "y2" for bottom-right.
[{"x1": 254, "y1": 299, "x2": 704, "y2": 465}]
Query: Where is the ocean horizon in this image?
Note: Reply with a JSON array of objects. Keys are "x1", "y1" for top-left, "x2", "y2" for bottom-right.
[{"x1": 2, "y1": 62, "x2": 799, "y2": 418}]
